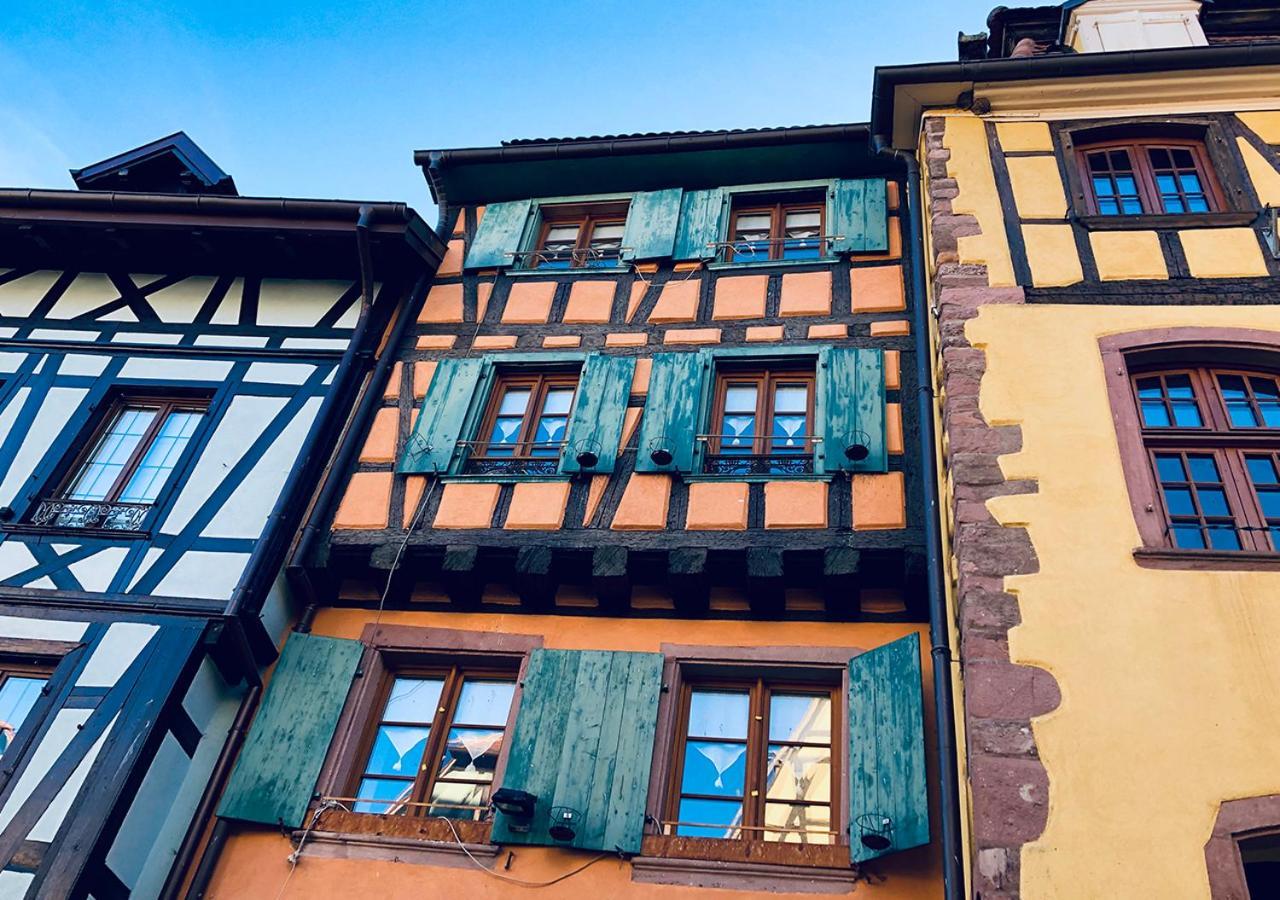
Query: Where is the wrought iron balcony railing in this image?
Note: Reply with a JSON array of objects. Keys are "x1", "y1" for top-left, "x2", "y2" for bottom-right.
[{"x1": 28, "y1": 498, "x2": 150, "y2": 532}]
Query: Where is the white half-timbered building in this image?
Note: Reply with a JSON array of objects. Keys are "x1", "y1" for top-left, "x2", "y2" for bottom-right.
[{"x1": 0, "y1": 135, "x2": 441, "y2": 898}]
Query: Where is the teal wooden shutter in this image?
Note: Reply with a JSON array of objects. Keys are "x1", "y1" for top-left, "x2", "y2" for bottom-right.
[
  {"x1": 491, "y1": 649, "x2": 664, "y2": 854},
  {"x1": 634, "y1": 351, "x2": 708, "y2": 473},
  {"x1": 821, "y1": 347, "x2": 885, "y2": 473},
  {"x1": 621, "y1": 189, "x2": 683, "y2": 260},
  {"x1": 847, "y1": 633, "x2": 929, "y2": 863},
  {"x1": 399, "y1": 357, "x2": 485, "y2": 474},
  {"x1": 673, "y1": 188, "x2": 725, "y2": 261},
  {"x1": 465, "y1": 199, "x2": 533, "y2": 269},
  {"x1": 218, "y1": 634, "x2": 362, "y2": 829},
  {"x1": 829, "y1": 179, "x2": 888, "y2": 254},
  {"x1": 560, "y1": 354, "x2": 636, "y2": 475}
]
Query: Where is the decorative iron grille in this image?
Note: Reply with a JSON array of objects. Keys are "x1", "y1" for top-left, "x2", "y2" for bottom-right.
[
  {"x1": 703, "y1": 454, "x2": 814, "y2": 476},
  {"x1": 464, "y1": 457, "x2": 561, "y2": 476},
  {"x1": 29, "y1": 499, "x2": 149, "y2": 532}
]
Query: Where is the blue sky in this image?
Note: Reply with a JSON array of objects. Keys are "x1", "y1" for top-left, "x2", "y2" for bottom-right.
[{"x1": 2, "y1": 0, "x2": 996, "y2": 216}]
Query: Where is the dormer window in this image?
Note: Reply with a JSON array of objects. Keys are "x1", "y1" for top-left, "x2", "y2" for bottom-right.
[
  {"x1": 534, "y1": 202, "x2": 628, "y2": 269},
  {"x1": 1078, "y1": 137, "x2": 1222, "y2": 216}
]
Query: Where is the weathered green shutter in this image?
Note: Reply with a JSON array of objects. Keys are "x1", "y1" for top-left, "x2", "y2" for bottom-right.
[
  {"x1": 491, "y1": 649, "x2": 664, "y2": 854},
  {"x1": 821, "y1": 347, "x2": 885, "y2": 473},
  {"x1": 218, "y1": 634, "x2": 362, "y2": 829},
  {"x1": 621, "y1": 189, "x2": 683, "y2": 261},
  {"x1": 399, "y1": 357, "x2": 485, "y2": 474},
  {"x1": 465, "y1": 199, "x2": 533, "y2": 269},
  {"x1": 673, "y1": 188, "x2": 725, "y2": 261},
  {"x1": 847, "y1": 632, "x2": 929, "y2": 863},
  {"x1": 829, "y1": 179, "x2": 888, "y2": 254},
  {"x1": 560, "y1": 353, "x2": 636, "y2": 475},
  {"x1": 634, "y1": 351, "x2": 707, "y2": 473}
]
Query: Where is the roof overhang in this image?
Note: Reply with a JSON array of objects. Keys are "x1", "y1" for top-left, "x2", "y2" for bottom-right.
[
  {"x1": 0, "y1": 190, "x2": 444, "y2": 279},
  {"x1": 872, "y1": 40, "x2": 1280, "y2": 149},
  {"x1": 414, "y1": 125, "x2": 899, "y2": 205}
]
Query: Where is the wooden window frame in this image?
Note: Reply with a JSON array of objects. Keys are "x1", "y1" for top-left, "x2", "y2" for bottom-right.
[
  {"x1": 533, "y1": 201, "x2": 629, "y2": 269},
  {"x1": 727, "y1": 194, "x2": 827, "y2": 262},
  {"x1": 705, "y1": 364, "x2": 815, "y2": 474},
  {"x1": 345, "y1": 663, "x2": 519, "y2": 821},
  {"x1": 0, "y1": 649, "x2": 64, "y2": 764},
  {"x1": 1075, "y1": 137, "x2": 1226, "y2": 216},
  {"x1": 51, "y1": 394, "x2": 211, "y2": 506},
  {"x1": 1131, "y1": 364, "x2": 1280, "y2": 553},
  {"x1": 662, "y1": 674, "x2": 842, "y2": 847},
  {"x1": 469, "y1": 370, "x2": 579, "y2": 462}
]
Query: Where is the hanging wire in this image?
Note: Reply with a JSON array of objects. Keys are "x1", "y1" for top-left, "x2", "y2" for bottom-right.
[
  {"x1": 434, "y1": 816, "x2": 611, "y2": 888},
  {"x1": 271, "y1": 799, "x2": 348, "y2": 900}
]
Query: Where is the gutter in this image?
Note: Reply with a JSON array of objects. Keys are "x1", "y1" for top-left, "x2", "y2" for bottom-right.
[
  {"x1": 871, "y1": 134, "x2": 965, "y2": 900},
  {"x1": 0, "y1": 188, "x2": 415, "y2": 223},
  {"x1": 871, "y1": 40, "x2": 1280, "y2": 141}
]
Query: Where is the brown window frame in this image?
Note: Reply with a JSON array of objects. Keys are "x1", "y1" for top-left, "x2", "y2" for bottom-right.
[
  {"x1": 727, "y1": 194, "x2": 827, "y2": 262},
  {"x1": 52, "y1": 394, "x2": 211, "y2": 506},
  {"x1": 0, "y1": 655, "x2": 58, "y2": 760},
  {"x1": 663, "y1": 675, "x2": 842, "y2": 846},
  {"x1": 1076, "y1": 137, "x2": 1226, "y2": 216},
  {"x1": 706, "y1": 364, "x2": 815, "y2": 475},
  {"x1": 533, "y1": 201, "x2": 629, "y2": 269},
  {"x1": 468, "y1": 370, "x2": 579, "y2": 466},
  {"x1": 345, "y1": 662, "x2": 519, "y2": 821},
  {"x1": 1132, "y1": 365, "x2": 1280, "y2": 553}
]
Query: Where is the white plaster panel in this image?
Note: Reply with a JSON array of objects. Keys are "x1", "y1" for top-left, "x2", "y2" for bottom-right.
[
  {"x1": 105, "y1": 732, "x2": 190, "y2": 888},
  {"x1": 127, "y1": 548, "x2": 165, "y2": 593},
  {"x1": 118, "y1": 357, "x2": 233, "y2": 381},
  {"x1": 210, "y1": 278, "x2": 242, "y2": 325},
  {"x1": 29, "y1": 329, "x2": 97, "y2": 342},
  {"x1": 0, "y1": 708, "x2": 91, "y2": 832},
  {"x1": 99, "y1": 307, "x2": 139, "y2": 322},
  {"x1": 25, "y1": 576, "x2": 55, "y2": 589},
  {"x1": 67, "y1": 547, "x2": 130, "y2": 594},
  {"x1": 149, "y1": 276, "x2": 217, "y2": 324},
  {"x1": 56, "y1": 353, "x2": 110, "y2": 377},
  {"x1": 205, "y1": 396, "x2": 322, "y2": 538},
  {"x1": 0, "y1": 386, "x2": 88, "y2": 506},
  {"x1": 29, "y1": 714, "x2": 113, "y2": 841},
  {"x1": 77, "y1": 622, "x2": 158, "y2": 687},
  {"x1": 49, "y1": 273, "x2": 119, "y2": 319},
  {"x1": 0, "y1": 328, "x2": 15, "y2": 338},
  {"x1": 0, "y1": 542, "x2": 37, "y2": 583},
  {"x1": 0, "y1": 353, "x2": 27, "y2": 373},
  {"x1": 193, "y1": 334, "x2": 268, "y2": 348},
  {"x1": 0, "y1": 871, "x2": 33, "y2": 898},
  {"x1": 152, "y1": 551, "x2": 250, "y2": 600},
  {"x1": 0, "y1": 271, "x2": 60, "y2": 317},
  {"x1": 112, "y1": 332, "x2": 184, "y2": 345},
  {"x1": 182, "y1": 657, "x2": 233, "y2": 726},
  {"x1": 0, "y1": 615, "x2": 88, "y2": 642},
  {"x1": 159, "y1": 395, "x2": 286, "y2": 535},
  {"x1": 257, "y1": 279, "x2": 348, "y2": 327},
  {"x1": 281, "y1": 337, "x2": 348, "y2": 350},
  {"x1": 257, "y1": 573, "x2": 295, "y2": 648},
  {"x1": 245, "y1": 362, "x2": 315, "y2": 385}
]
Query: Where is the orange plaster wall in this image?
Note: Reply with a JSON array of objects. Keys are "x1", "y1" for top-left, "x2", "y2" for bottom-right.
[
  {"x1": 685, "y1": 481, "x2": 749, "y2": 530},
  {"x1": 433, "y1": 482, "x2": 501, "y2": 529},
  {"x1": 630, "y1": 357, "x2": 652, "y2": 395},
  {"x1": 664, "y1": 328, "x2": 720, "y2": 345},
  {"x1": 648, "y1": 279, "x2": 700, "y2": 323},
  {"x1": 763, "y1": 481, "x2": 828, "y2": 529},
  {"x1": 437, "y1": 239, "x2": 464, "y2": 276},
  {"x1": 779, "y1": 270, "x2": 832, "y2": 317},
  {"x1": 746, "y1": 325, "x2": 784, "y2": 342},
  {"x1": 611, "y1": 474, "x2": 671, "y2": 530},
  {"x1": 852, "y1": 472, "x2": 906, "y2": 530},
  {"x1": 206, "y1": 609, "x2": 941, "y2": 900},
  {"x1": 564, "y1": 280, "x2": 616, "y2": 323},
  {"x1": 502, "y1": 281, "x2": 556, "y2": 324},
  {"x1": 711, "y1": 274, "x2": 768, "y2": 320},
  {"x1": 851, "y1": 265, "x2": 906, "y2": 313},
  {"x1": 808, "y1": 324, "x2": 847, "y2": 339},
  {"x1": 357, "y1": 408, "x2": 398, "y2": 464},
  {"x1": 505, "y1": 481, "x2": 570, "y2": 530},
  {"x1": 419, "y1": 283, "x2": 464, "y2": 323},
  {"x1": 332, "y1": 473, "x2": 392, "y2": 530},
  {"x1": 885, "y1": 350, "x2": 901, "y2": 390}
]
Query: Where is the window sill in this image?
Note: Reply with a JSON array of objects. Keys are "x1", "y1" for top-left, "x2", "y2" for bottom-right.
[
  {"x1": 681, "y1": 473, "x2": 833, "y2": 484},
  {"x1": 1076, "y1": 211, "x2": 1258, "y2": 231},
  {"x1": 503, "y1": 266, "x2": 630, "y2": 277},
  {"x1": 632, "y1": 835, "x2": 854, "y2": 893},
  {"x1": 295, "y1": 810, "x2": 499, "y2": 868},
  {"x1": 1133, "y1": 547, "x2": 1280, "y2": 571},
  {"x1": 441, "y1": 473, "x2": 573, "y2": 484},
  {"x1": 708, "y1": 257, "x2": 838, "y2": 271}
]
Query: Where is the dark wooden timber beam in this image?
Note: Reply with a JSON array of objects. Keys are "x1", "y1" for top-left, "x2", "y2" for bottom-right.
[
  {"x1": 441, "y1": 545, "x2": 481, "y2": 607},
  {"x1": 668, "y1": 548, "x2": 709, "y2": 616},
  {"x1": 822, "y1": 547, "x2": 862, "y2": 618},
  {"x1": 592, "y1": 546, "x2": 630, "y2": 614},
  {"x1": 745, "y1": 548, "x2": 785, "y2": 616},
  {"x1": 515, "y1": 546, "x2": 555, "y2": 611}
]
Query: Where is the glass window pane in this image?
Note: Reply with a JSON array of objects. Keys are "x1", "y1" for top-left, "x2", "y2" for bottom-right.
[
  {"x1": 1136, "y1": 377, "x2": 1163, "y2": 399},
  {"x1": 1247, "y1": 456, "x2": 1279, "y2": 486},
  {"x1": 1171, "y1": 148, "x2": 1195, "y2": 168},
  {"x1": 1250, "y1": 378, "x2": 1280, "y2": 401},
  {"x1": 1187, "y1": 195, "x2": 1209, "y2": 213},
  {"x1": 364, "y1": 725, "x2": 430, "y2": 777},
  {"x1": 590, "y1": 223, "x2": 625, "y2": 240},
  {"x1": 1155, "y1": 454, "x2": 1186, "y2": 482},
  {"x1": 1207, "y1": 525, "x2": 1241, "y2": 551},
  {"x1": 544, "y1": 225, "x2": 579, "y2": 243},
  {"x1": 1162, "y1": 487, "x2": 1195, "y2": 517},
  {"x1": 1178, "y1": 173, "x2": 1203, "y2": 193},
  {"x1": 438, "y1": 727, "x2": 504, "y2": 780},
  {"x1": 784, "y1": 210, "x2": 821, "y2": 229},
  {"x1": 533, "y1": 416, "x2": 567, "y2": 448},
  {"x1": 452, "y1": 680, "x2": 515, "y2": 726},
  {"x1": 497, "y1": 389, "x2": 531, "y2": 417},
  {"x1": 489, "y1": 416, "x2": 523, "y2": 448},
  {"x1": 1218, "y1": 375, "x2": 1248, "y2": 399},
  {"x1": 1121, "y1": 198, "x2": 1143, "y2": 215},
  {"x1": 773, "y1": 385, "x2": 808, "y2": 414},
  {"x1": 721, "y1": 416, "x2": 755, "y2": 450},
  {"x1": 1162, "y1": 197, "x2": 1186, "y2": 214},
  {"x1": 383, "y1": 677, "x2": 444, "y2": 723},
  {"x1": 772, "y1": 415, "x2": 807, "y2": 450},
  {"x1": 119, "y1": 410, "x2": 204, "y2": 503},
  {"x1": 1148, "y1": 148, "x2": 1172, "y2": 169},
  {"x1": 724, "y1": 385, "x2": 758, "y2": 413},
  {"x1": 1115, "y1": 175, "x2": 1139, "y2": 196},
  {"x1": 0, "y1": 676, "x2": 45, "y2": 756},
  {"x1": 1198, "y1": 488, "x2": 1230, "y2": 517},
  {"x1": 766, "y1": 744, "x2": 832, "y2": 803},
  {"x1": 1156, "y1": 174, "x2": 1177, "y2": 194},
  {"x1": 1088, "y1": 153, "x2": 1109, "y2": 173},
  {"x1": 1171, "y1": 524, "x2": 1205, "y2": 549},
  {"x1": 763, "y1": 802, "x2": 832, "y2": 844},
  {"x1": 1164, "y1": 375, "x2": 1194, "y2": 399},
  {"x1": 1170, "y1": 402, "x2": 1202, "y2": 427},
  {"x1": 429, "y1": 778, "x2": 492, "y2": 820},
  {"x1": 1093, "y1": 176, "x2": 1116, "y2": 197},
  {"x1": 1258, "y1": 489, "x2": 1280, "y2": 520},
  {"x1": 687, "y1": 690, "x2": 749, "y2": 739},
  {"x1": 1141, "y1": 401, "x2": 1170, "y2": 427},
  {"x1": 768, "y1": 694, "x2": 831, "y2": 743},
  {"x1": 1187, "y1": 455, "x2": 1221, "y2": 483},
  {"x1": 354, "y1": 777, "x2": 414, "y2": 815},
  {"x1": 676, "y1": 797, "x2": 742, "y2": 839},
  {"x1": 681, "y1": 740, "x2": 747, "y2": 797},
  {"x1": 735, "y1": 213, "x2": 771, "y2": 233},
  {"x1": 66, "y1": 407, "x2": 159, "y2": 500},
  {"x1": 1110, "y1": 150, "x2": 1132, "y2": 170},
  {"x1": 541, "y1": 388, "x2": 575, "y2": 416}
]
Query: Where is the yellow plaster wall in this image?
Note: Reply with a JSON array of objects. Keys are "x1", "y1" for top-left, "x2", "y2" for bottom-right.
[
  {"x1": 1238, "y1": 110, "x2": 1280, "y2": 143},
  {"x1": 965, "y1": 303, "x2": 1280, "y2": 899},
  {"x1": 1021, "y1": 225, "x2": 1084, "y2": 287},
  {"x1": 941, "y1": 113, "x2": 1017, "y2": 287},
  {"x1": 1179, "y1": 228, "x2": 1269, "y2": 279},
  {"x1": 1088, "y1": 231, "x2": 1168, "y2": 280},
  {"x1": 1006, "y1": 156, "x2": 1068, "y2": 219},
  {"x1": 1238, "y1": 137, "x2": 1280, "y2": 206},
  {"x1": 995, "y1": 121, "x2": 1055, "y2": 153}
]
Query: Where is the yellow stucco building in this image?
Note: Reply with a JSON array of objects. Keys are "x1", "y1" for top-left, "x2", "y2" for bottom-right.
[{"x1": 875, "y1": 1, "x2": 1280, "y2": 897}]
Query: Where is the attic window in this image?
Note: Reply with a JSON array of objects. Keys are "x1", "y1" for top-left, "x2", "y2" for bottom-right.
[
  {"x1": 532, "y1": 202, "x2": 628, "y2": 269},
  {"x1": 1076, "y1": 137, "x2": 1223, "y2": 217}
]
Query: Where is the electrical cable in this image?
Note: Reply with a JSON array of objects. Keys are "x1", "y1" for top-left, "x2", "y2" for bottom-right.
[
  {"x1": 271, "y1": 800, "x2": 348, "y2": 900},
  {"x1": 434, "y1": 816, "x2": 610, "y2": 888},
  {"x1": 370, "y1": 466, "x2": 439, "y2": 640}
]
